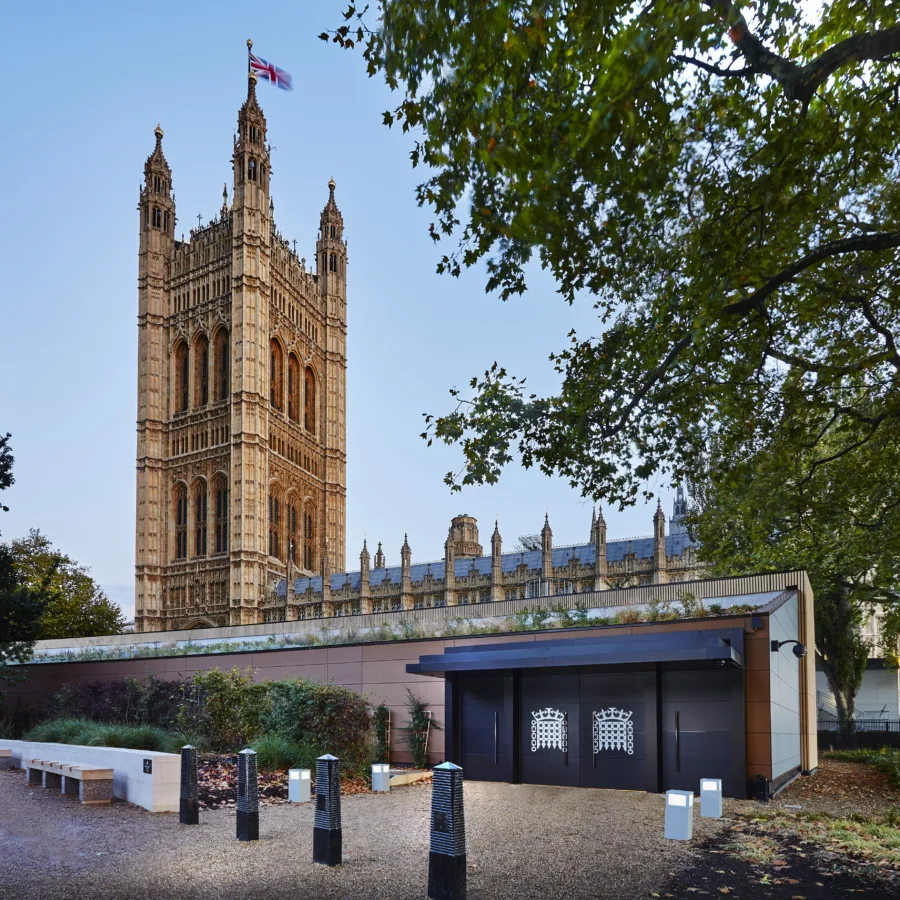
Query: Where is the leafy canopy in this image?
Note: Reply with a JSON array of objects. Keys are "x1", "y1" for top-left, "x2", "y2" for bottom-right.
[
  {"x1": 326, "y1": 1, "x2": 900, "y2": 511},
  {"x1": 9, "y1": 529, "x2": 126, "y2": 640},
  {"x1": 0, "y1": 435, "x2": 51, "y2": 693},
  {"x1": 688, "y1": 390, "x2": 900, "y2": 718}
]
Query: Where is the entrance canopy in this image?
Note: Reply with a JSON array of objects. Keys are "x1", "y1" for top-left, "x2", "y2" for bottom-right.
[{"x1": 407, "y1": 628, "x2": 745, "y2": 677}]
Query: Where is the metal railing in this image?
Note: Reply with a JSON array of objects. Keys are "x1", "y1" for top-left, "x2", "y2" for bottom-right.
[{"x1": 818, "y1": 718, "x2": 900, "y2": 733}]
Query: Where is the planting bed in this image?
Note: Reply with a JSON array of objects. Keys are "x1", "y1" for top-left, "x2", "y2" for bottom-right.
[{"x1": 197, "y1": 754, "x2": 370, "y2": 810}]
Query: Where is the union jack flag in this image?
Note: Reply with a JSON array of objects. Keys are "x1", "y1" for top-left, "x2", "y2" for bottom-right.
[{"x1": 250, "y1": 52, "x2": 292, "y2": 91}]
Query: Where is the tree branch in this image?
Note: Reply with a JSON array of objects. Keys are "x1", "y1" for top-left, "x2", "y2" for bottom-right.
[
  {"x1": 765, "y1": 345, "x2": 893, "y2": 376},
  {"x1": 598, "y1": 335, "x2": 692, "y2": 438},
  {"x1": 673, "y1": 54, "x2": 757, "y2": 77},
  {"x1": 858, "y1": 296, "x2": 900, "y2": 370},
  {"x1": 703, "y1": 0, "x2": 900, "y2": 104},
  {"x1": 721, "y1": 231, "x2": 900, "y2": 318}
]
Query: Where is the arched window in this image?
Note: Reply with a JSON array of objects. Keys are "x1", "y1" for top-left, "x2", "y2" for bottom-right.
[
  {"x1": 214, "y1": 329, "x2": 229, "y2": 402},
  {"x1": 287, "y1": 499, "x2": 299, "y2": 563},
  {"x1": 152, "y1": 207, "x2": 162, "y2": 228},
  {"x1": 194, "y1": 334, "x2": 209, "y2": 407},
  {"x1": 329, "y1": 253, "x2": 336, "y2": 272},
  {"x1": 303, "y1": 504, "x2": 315, "y2": 570},
  {"x1": 214, "y1": 477, "x2": 229, "y2": 553},
  {"x1": 268, "y1": 488, "x2": 282, "y2": 560},
  {"x1": 270, "y1": 339, "x2": 284, "y2": 411},
  {"x1": 248, "y1": 159, "x2": 257, "y2": 181},
  {"x1": 330, "y1": 224, "x2": 336, "y2": 238},
  {"x1": 174, "y1": 341, "x2": 189, "y2": 413},
  {"x1": 288, "y1": 354, "x2": 300, "y2": 423},
  {"x1": 304, "y1": 367, "x2": 316, "y2": 435},
  {"x1": 194, "y1": 481, "x2": 207, "y2": 557},
  {"x1": 174, "y1": 484, "x2": 188, "y2": 559}
]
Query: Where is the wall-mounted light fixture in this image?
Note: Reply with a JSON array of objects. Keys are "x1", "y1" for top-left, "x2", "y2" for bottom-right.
[{"x1": 771, "y1": 639, "x2": 807, "y2": 659}]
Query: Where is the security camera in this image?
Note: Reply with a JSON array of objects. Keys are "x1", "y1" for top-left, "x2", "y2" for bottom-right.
[{"x1": 771, "y1": 639, "x2": 808, "y2": 658}]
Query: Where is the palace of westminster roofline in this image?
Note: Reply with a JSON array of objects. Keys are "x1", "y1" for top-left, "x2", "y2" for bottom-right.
[{"x1": 262, "y1": 489, "x2": 702, "y2": 623}]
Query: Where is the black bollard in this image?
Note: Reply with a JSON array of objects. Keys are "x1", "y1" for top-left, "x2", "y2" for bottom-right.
[
  {"x1": 428, "y1": 763, "x2": 466, "y2": 900},
  {"x1": 313, "y1": 754, "x2": 342, "y2": 866},
  {"x1": 179, "y1": 745, "x2": 199, "y2": 825},
  {"x1": 236, "y1": 749, "x2": 259, "y2": 841}
]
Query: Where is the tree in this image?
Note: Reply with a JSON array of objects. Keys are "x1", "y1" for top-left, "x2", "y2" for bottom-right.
[
  {"x1": 324, "y1": 1, "x2": 900, "y2": 516},
  {"x1": 687, "y1": 393, "x2": 900, "y2": 734},
  {"x1": 0, "y1": 435, "x2": 51, "y2": 696},
  {"x1": 8, "y1": 529, "x2": 126, "y2": 640}
]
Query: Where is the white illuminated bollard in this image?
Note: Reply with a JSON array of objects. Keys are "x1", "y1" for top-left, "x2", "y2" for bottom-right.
[
  {"x1": 372, "y1": 763, "x2": 391, "y2": 793},
  {"x1": 288, "y1": 768, "x2": 311, "y2": 803},
  {"x1": 664, "y1": 789, "x2": 694, "y2": 840},
  {"x1": 700, "y1": 778, "x2": 722, "y2": 818}
]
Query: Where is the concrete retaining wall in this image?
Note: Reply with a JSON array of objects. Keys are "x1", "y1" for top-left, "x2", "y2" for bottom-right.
[{"x1": 0, "y1": 740, "x2": 179, "y2": 812}]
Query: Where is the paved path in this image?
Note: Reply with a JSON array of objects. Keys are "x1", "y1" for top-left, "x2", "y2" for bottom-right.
[{"x1": 0, "y1": 769, "x2": 732, "y2": 899}]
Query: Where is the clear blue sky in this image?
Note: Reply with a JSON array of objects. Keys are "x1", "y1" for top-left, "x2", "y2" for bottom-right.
[{"x1": 1, "y1": 1, "x2": 676, "y2": 619}]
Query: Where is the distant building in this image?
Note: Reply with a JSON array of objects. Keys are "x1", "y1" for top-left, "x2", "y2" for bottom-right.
[
  {"x1": 134, "y1": 72, "x2": 346, "y2": 632},
  {"x1": 263, "y1": 497, "x2": 703, "y2": 623},
  {"x1": 131, "y1": 72, "x2": 698, "y2": 635}
]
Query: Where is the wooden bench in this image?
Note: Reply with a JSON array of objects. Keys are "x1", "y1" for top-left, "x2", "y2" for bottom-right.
[
  {"x1": 0, "y1": 749, "x2": 12, "y2": 771},
  {"x1": 25, "y1": 757, "x2": 114, "y2": 805}
]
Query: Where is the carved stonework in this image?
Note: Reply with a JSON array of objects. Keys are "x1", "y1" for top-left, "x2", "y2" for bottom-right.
[{"x1": 134, "y1": 78, "x2": 347, "y2": 633}]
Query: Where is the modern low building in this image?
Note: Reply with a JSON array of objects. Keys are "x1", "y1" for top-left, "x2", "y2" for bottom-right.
[
  {"x1": 408, "y1": 573, "x2": 816, "y2": 799},
  {"x1": 5, "y1": 571, "x2": 816, "y2": 800}
]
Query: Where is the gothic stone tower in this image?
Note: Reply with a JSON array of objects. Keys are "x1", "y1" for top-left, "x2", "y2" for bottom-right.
[{"x1": 134, "y1": 71, "x2": 347, "y2": 632}]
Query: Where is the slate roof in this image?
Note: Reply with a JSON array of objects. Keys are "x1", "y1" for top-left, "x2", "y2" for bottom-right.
[{"x1": 275, "y1": 532, "x2": 697, "y2": 598}]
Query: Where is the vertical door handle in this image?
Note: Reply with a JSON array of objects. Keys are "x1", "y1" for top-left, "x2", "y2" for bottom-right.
[
  {"x1": 494, "y1": 711, "x2": 499, "y2": 764},
  {"x1": 675, "y1": 710, "x2": 681, "y2": 773}
]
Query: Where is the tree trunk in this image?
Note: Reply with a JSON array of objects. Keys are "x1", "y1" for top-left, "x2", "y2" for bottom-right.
[
  {"x1": 815, "y1": 579, "x2": 869, "y2": 747},
  {"x1": 822, "y1": 659, "x2": 857, "y2": 746}
]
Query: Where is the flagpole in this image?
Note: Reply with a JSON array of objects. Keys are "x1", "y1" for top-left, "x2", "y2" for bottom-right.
[{"x1": 247, "y1": 38, "x2": 252, "y2": 84}]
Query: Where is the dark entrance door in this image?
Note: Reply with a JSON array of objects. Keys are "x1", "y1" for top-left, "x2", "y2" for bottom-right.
[
  {"x1": 579, "y1": 672, "x2": 657, "y2": 791},
  {"x1": 519, "y1": 673, "x2": 580, "y2": 787},
  {"x1": 661, "y1": 667, "x2": 744, "y2": 798},
  {"x1": 458, "y1": 674, "x2": 512, "y2": 782}
]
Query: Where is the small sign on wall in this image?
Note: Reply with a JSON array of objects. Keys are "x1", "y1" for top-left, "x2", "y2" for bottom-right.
[{"x1": 143, "y1": 759, "x2": 153, "y2": 775}]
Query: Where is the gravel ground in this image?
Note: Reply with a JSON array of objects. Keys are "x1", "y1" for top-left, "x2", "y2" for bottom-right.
[{"x1": 0, "y1": 768, "x2": 734, "y2": 900}]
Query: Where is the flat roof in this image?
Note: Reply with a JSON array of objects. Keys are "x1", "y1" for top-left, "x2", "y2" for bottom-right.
[{"x1": 407, "y1": 627, "x2": 745, "y2": 677}]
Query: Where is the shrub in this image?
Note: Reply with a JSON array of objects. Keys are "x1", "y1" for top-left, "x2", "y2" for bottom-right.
[
  {"x1": 404, "y1": 688, "x2": 440, "y2": 769},
  {"x1": 47, "y1": 674, "x2": 184, "y2": 730},
  {"x1": 262, "y1": 679, "x2": 373, "y2": 775},
  {"x1": 96, "y1": 723, "x2": 168, "y2": 750},
  {"x1": 27, "y1": 717, "x2": 96, "y2": 744},
  {"x1": 251, "y1": 733, "x2": 303, "y2": 771},
  {"x1": 614, "y1": 606, "x2": 643, "y2": 625},
  {"x1": 372, "y1": 704, "x2": 390, "y2": 764},
  {"x1": 181, "y1": 668, "x2": 269, "y2": 751},
  {"x1": 159, "y1": 729, "x2": 208, "y2": 755},
  {"x1": 647, "y1": 598, "x2": 676, "y2": 622},
  {"x1": 24, "y1": 718, "x2": 174, "y2": 752},
  {"x1": 678, "y1": 592, "x2": 705, "y2": 618}
]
